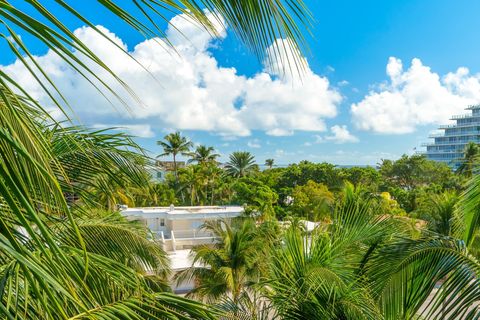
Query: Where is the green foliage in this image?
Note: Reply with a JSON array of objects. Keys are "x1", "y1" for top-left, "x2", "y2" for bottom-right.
[
  {"x1": 378, "y1": 155, "x2": 460, "y2": 214},
  {"x1": 225, "y1": 151, "x2": 258, "y2": 178},
  {"x1": 188, "y1": 145, "x2": 220, "y2": 164},
  {"x1": 288, "y1": 180, "x2": 334, "y2": 221},
  {"x1": 379, "y1": 154, "x2": 455, "y2": 190},
  {"x1": 232, "y1": 177, "x2": 278, "y2": 220},
  {"x1": 0, "y1": 0, "x2": 314, "y2": 317},
  {"x1": 175, "y1": 219, "x2": 268, "y2": 303},
  {"x1": 157, "y1": 131, "x2": 193, "y2": 182},
  {"x1": 456, "y1": 142, "x2": 480, "y2": 177},
  {"x1": 276, "y1": 161, "x2": 344, "y2": 191},
  {"x1": 340, "y1": 166, "x2": 382, "y2": 191},
  {"x1": 264, "y1": 158, "x2": 275, "y2": 169}
]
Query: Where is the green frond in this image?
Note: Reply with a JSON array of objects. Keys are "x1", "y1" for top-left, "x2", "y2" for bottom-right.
[{"x1": 58, "y1": 217, "x2": 170, "y2": 277}]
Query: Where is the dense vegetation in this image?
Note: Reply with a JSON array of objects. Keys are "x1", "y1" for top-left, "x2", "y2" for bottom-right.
[
  {"x1": 0, "y1": 0, "x2": 311, "y2": 318},
  {"x1": 1, "y1": 1, "x2": 479, "y2": 319},
  {"x1": 121, "y1": 132, "x2": 465, "y2": 227}
]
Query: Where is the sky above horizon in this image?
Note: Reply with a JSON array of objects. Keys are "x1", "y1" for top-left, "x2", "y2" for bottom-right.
[{"x1": 3, "y1": 0, "x2": 480, "y2": 166}]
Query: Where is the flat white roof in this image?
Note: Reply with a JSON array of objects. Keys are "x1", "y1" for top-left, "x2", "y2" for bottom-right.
[
  {"x1": 168, "y1": 249, "x2": 201, "y2": 270},
  {"x1": 121, "y1": 205, "x2": 243, "y2": 220}
]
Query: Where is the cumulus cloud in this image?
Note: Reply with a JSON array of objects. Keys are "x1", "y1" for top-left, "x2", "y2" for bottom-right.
[
  {"x1": 325, "y1": 125, "x2": 359, "y2": 143},
  {"x1": 351, "y1": 57, "x2": 480, "y2": 134},
  {"x1": 310, "y1": 125, "x2": 358, "y2": 144},
  {"x1": 3, "y1": 12, "x2": 341, "y2": 138}
]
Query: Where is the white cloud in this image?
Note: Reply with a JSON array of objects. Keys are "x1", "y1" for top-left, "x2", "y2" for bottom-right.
[
  {"x1": 3, "y1": 13, "x2": 341, "y2": 138},
  {"x1": 247, "y1": 139, "x2": 261, "y2": 148},
  {"x1": 351, "y1": 57, "x2": 480, "y2": 134},
  {"x1": 314, "y1": 134, "x2": 324, "y2": 143},
  {"x1": 325, "y1": 125, "x2": 359, "y2": 143},
  {"x1": 92, "y1": 123, "x2": 155, "y2": 138},
  {"x1": 309, "y1": 125, "x2": 358, "y2": 144}
]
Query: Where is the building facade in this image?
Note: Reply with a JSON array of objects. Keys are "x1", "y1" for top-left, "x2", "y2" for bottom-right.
[
  {"x1": 120, "y1": 205, "x2": 243, "y2": 293},
  {"x1": 423, "y1": 105, "x2": 480, "y2": 169},
  {"x1": 120, "y1": 205, "x2": 243, "y2": 251}
]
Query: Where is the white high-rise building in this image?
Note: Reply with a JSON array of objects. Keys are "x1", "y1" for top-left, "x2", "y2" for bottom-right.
[{"x1": 423, "y1": 105, "x2": 480, "y2": 169}]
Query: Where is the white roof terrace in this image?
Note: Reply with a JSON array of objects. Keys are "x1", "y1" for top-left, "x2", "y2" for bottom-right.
[{"x1": 120, "y1": 205, "x2": 243, "y2": 220}]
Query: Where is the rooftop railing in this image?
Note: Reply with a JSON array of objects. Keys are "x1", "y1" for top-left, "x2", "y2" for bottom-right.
[
  {"x1": 154, "y1": 229, "x2": 216, "y2": 240},
  {"x1": 438, "y1": 124, "x2": 457, "y2": 129},
  {"x1": 428, "y1": 133, "x2": 445, "y2": 138},
  {"x1": 450, "y1": 114, "x2": 473, "y2": 120},
  {"x1": 423, "y1": 140, "x2": 480, "y2": 147},
  {"x1": 425, "y1": 150, "x2": 463, "y2": 154},
  {"x1": 443, "y1": 132, "x2": 480, "y2": 137},
  {"x1": 438, "y1": 123, "x2": 480, "y2": 129}
]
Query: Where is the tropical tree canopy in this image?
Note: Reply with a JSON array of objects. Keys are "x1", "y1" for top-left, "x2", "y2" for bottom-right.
[
  {"x1": 265, "y1": 158, "x2": 275, "y2": 169},
  {"x1": 225, "y1": 151, "x2": 257, "y2": 177},
  {"x1": 175, "y1": 219, "x2": 266, "y2": 303},
  {"x1": 157, "y1": 131, "x2": 193, "y2": 159},
  {"x1": 188, "y1": 145, "x2": 220, "y2": 164},
  {"x1": 157, "y1": 131, "x2": 193, "y2": 180},
  {"x1": 457, "y1": 142, "x2": 480, "y2": 177},
  {"x1": 0, "y1": 0, "x2": 313, "y2": 318}
]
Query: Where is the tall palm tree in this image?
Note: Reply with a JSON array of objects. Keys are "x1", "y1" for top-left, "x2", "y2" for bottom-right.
[
  {"x1": 0, "y1": 1, "x2": 312, "y2": 317},
  {"x1": 175, "y1": 219, "x2": 265, "y2": 304},
  {"x1": 265, "y1": 158, "x2": 275, "y2": 169},
  {"x1": 157, "y1": 132, "x2": 193, "y2": 182},
  {"x1": 0, "y1": 119, "x2": 216, "y2": 318},
  {"x1": 178, "y1": 165, "x2": 207, "y2": 205},
  {"x1": 456, "y1": 142, "x2": 480, "y2": 177},
  {"x1": 266, "y1": 189, "x2": 480, "y2": 319},
  {"x1": 188, "y1": 145, "x2": 220, "y2": 164},
  {"x1": 225, "y1": 151, "x2": 257, "y2": 177}
]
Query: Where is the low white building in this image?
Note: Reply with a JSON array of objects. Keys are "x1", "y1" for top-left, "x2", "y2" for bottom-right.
[
  {"x1": 120, "y1": 205, "x2": 243, "y2": 251},
  {"x1": 120, "y1": 205, "x2": 243, "y2": 293}
]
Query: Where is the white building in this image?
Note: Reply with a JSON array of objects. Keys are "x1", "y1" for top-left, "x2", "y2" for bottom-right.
[
  {"x1": 120, "y1": 205, "x2": 243, "y2": 293},
  {"x1": 120, "y1": 205, "x2": 243, "y2": 251}
]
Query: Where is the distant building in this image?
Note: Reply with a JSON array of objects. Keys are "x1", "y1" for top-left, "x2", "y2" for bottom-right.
[
  {"x1": 145, "y1": 160, "x2": 187, "y2": 182},
  {"x1": 156, "y1": 160, "x2": 185, "y2": 171},
  {"x1": 422, "y1": 105, "x2": 480, "y2": 169}
]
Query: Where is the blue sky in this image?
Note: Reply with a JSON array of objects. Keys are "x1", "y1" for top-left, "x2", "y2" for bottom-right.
[{"x1": 3, "y1": 0, "x2": 480, "y2": 165}]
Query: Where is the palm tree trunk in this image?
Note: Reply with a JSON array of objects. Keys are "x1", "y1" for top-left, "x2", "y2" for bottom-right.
[
  {"x1": 211, "y1": 184, "x2": 215, "y2": 205},
  {"x1": 173, "y1": 153, "x2": 178, "y2": 184}
]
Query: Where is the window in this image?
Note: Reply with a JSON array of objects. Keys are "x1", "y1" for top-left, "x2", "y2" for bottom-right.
[{"x1": 160, "y1": 219, "x2": 165, "y2": 227}]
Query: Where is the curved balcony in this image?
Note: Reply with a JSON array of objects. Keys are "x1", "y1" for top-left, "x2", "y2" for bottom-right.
[{"x1": 428, "y1": 133, "x2": 445, "y2": 138}]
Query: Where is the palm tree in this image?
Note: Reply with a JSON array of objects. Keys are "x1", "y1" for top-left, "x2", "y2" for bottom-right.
[
  {"x1": 178, "y1": 165, "x2": 207, "y2": 205},
  {"x1": 265, "y1": 158, "x2": 274, "y2": 169},
  {"x1": 456, "y1": 142, "x2": 480, "y2": 177},
  {"x1": 175, "y1": 219, "x2": 265, "y2": 304},
  {"x1": 426, "y1": 191, "x2": 459, "y2": 236},
  {"x1": 45, "y1": 125, "x2": 150, "y2": 209},
  {"x1": 225, "y1": 151, "x2": 257, "y2": 177},
  {"x1": 157, "y1": 132, "x2": 193, "y2": 182},
  {"x1": 266, "y1": 190, "x2": 480, "y2": 319},
  {"x1": 188, "y1": 145, "x2": 220, "y2": 164},
  {"x1": 457, "y1": 173, "x2": 480, "y2": 246},
  {"x1": 0, "y1": 1, "x2": 312, "y2": 317},
  {"x1": 0, "y1": 119, "x2": 216, "y2": 318}
]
